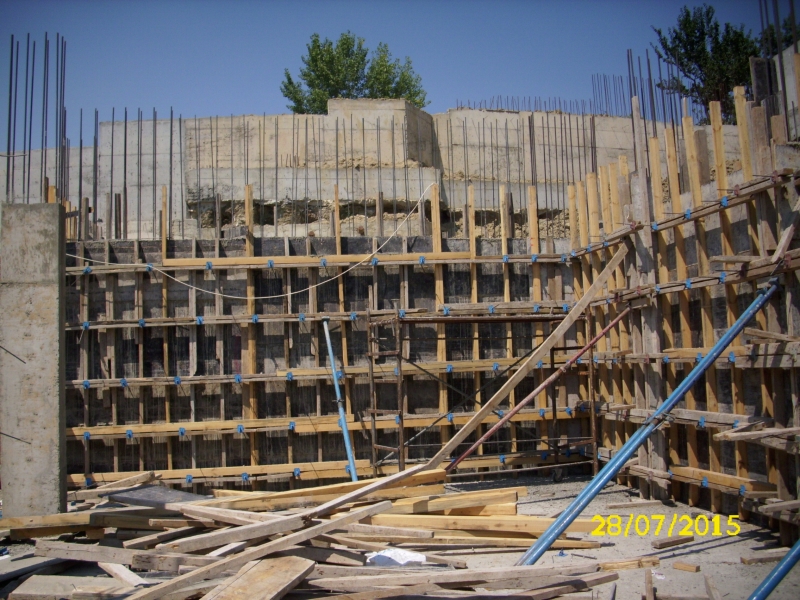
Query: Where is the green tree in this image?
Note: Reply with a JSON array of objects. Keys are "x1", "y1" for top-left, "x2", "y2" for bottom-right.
[
  {"x1": 281, "y1": 32, "x2": 428, "y2": 114},
  {"x1": 653, "y1": 4, "x2": 759, "y2": 122},
  {"x1": 760, "y1": 17, "x2": 796, "y2": 56}
]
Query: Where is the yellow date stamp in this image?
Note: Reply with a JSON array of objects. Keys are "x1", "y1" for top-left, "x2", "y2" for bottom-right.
[{"x1": 590, "y1": 514, "x2": 741, "y2": 537}]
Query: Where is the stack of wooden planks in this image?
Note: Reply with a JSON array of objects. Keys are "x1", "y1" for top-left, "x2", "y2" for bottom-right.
[{"x1": 0, "y1": 469, "x2": 645, "y2": 600}]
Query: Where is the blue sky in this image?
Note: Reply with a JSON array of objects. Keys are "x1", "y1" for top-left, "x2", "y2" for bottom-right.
[{"x1": 0, "y1": 0, "x2": 767, "y2": 145}]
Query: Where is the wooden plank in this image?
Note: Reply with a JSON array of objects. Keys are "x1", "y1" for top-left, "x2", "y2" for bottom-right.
[
  {"x1": 369, "y1": 514, "x2": 596, "y2": 534},
  {"x1": 387, "y1": 489, "x2": 518, "y2": 514},
  {"x1": 201, "y1": 557, "x2": 313, "y2": 600},
  {"x1": 158, "y1": 513, "x2": 305, "y2": 554},
  {"x1": 740, "y1": 548, "x2": 789, "y2": 564},
  {"x1": 34, "y1": 541, "x2": 216, "y2": 571},
  {"x1": 305, "y1": 563, "x2": 600, "y2": 592},
  {"x1": 673, "y1": 561, "x2": 700, "y2": 572},
  {"x1": 123, "y1": 527, "x2": 201, "y2": 550},
  {"x1": 317, "y1": 534, "x2": 465, "y2": 568},
  {"x1": 599, "y1": 556, "x2": 659, "y2": 571},
  {"x1": 125, "y1": 501, "x2": 391, "y2": 600},
  {"x1": 427, "y1": 242, "x2": 629, "y2": 467},
  {"x1": 97, "y1": 563, "x2": 149, "y2": 587},
  {"x1": 704, "y1": 575, "x2": 722, "y2": 600},
  {"x1": 651, "y1": 535, "x2": 694, "y2": 549},
  {"x1": 758, "y1": 499, "x2": 800, "y2": 513},
  {"x1": 342, "y1": 523, "x2": 433, "y2": 538}
]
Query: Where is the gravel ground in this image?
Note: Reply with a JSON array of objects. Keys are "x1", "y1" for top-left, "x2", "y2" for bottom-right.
[{"x1": 446, "y1": 474, "x2": 800, "y2": 600}]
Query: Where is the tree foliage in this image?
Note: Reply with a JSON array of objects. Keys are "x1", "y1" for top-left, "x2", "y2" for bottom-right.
[
  {"x1": 653, "y1": 4, "x2": 759, "y2": 122},
  {"x1": 760, "y1": 17, "x2": 796, "y2": 56},
  {"x1": 281, "y1": 32, "x2": 428, "y2": 114}
]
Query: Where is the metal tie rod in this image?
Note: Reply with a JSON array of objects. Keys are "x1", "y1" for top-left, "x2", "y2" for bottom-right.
[
  {"x1": 517, "y1": 278, "x2": 780, "y2": 566},
  {"x1": 321, "y1": 316, "x2": 358, "y2": 481},
  {"x1": 447, "y1": 305, "x2": 632, "y2": 472}
]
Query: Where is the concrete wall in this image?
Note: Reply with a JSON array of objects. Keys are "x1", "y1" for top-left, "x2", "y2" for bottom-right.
[
  {"x1": 0, "y1": 203, "x2": 66, "y2": 517},
  {"x1": 0, "y1": 98, "x2": 741, "y2": 239}
]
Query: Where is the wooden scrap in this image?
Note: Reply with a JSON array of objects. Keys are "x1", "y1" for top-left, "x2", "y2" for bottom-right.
[
  {"x1": 741, "y1": 548, "x2": 789, "y2": 564},
  {"x1": 201, "y1": 556, "x2": 313, "y2": 600},
  {"x1": 673, "y1": 561, "x2": 700, "y2": 572},
  {"x1": 599, "y1": 556, "x2": 659, "y2": 571},
  {"x1": 10, "y1": 576, "x2": 121, "y2": 600},
  {"x1": 122, "y1": 527, "x2": 202, "y2": 550},
  {"x1": 317, "y1": 533, "x2": 466, "y2": 568},
  {"x1": 704, "y1": 574, "x2": 722, "y2": 600},
  {"x1": 651, "y1": 535, "x2": 694, "y2": 549},
  {"x1": 606, "y1": 500, "x2": 666, "y2": 509},
  {"x1": 369, "y1": 514, "x2": 596, "y2": 534},
  {"x1": 644, "y1": 568, "x2": 655, "y2": 600},
  {"x1": 97, "y1": 563, "x2": 149, "y2": 587}
]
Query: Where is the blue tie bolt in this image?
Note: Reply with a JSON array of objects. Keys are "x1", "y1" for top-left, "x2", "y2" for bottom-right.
[
  {"x1": 83, "y1": 380, "x2": 91, "y2": 389},
  {"x1": 234, "y1": 374, "x2": 242, "y2": 383},
  {"x1": 371, "y1": 257, "x2": 379, "y2": 266},
  {"x1": 350, "y1": 311, "x2": 357, "y2": 321},
  {"x1": 443, "y1": 306, "x2": 450, "y2": 316},
  {"x1": 293, "y1": 467, "x2": 301, "y2": 477},
  {"x1": 196, "y1": 316, "x2": 204, "y2": 325},
  {"x1": 298, "y1": 313, "x2": 305, "y2": 322},
  {"x1": 493, "y1": 362, "x2": 500, "y2": 371},
  {"x1": 531, "y1": 254, "x2": 538, "y2": 263},
  {"x1": 179, "y1": 427, "x2": 186, "y2": 436},
  {"x1": 126, "y1": 429, "x2": 134, "y2": 440},
  {"x1": 320, "y1": 258, "x2": 327, "y2": 267},
  {"x1": 120, "y1": 378, "x2": 128, "y2": 388},
  {"x1": 533, "y1": 304, "x2": 541, "y2": 313},
  {"x1": 539, "y1": 409, "x2": 546, "y2": 417},
  {"x1": 721, "y1": 196, "x2": 729, "y2": 208},
  {"x1": 447, "y1": 413, "x2": 454, "y2": 423},
  {"x1": 446, "y1": 364, "x2": 453, "y2": 373},
  {"x1": 503, "y1": 254, "x2": 509, "y2": 263},
  {"x1": 267, "y1": 259, "x2": 274, "y2": 268},
  {"x1": 83, "y1": 432, "x2": 91, "y2": 441},
  {"x1": 561, "y1": 254, "x2": 567, "y2": 263},
  {"x1": 399, "y1": 309, "x2": 406, "y2": 318},
  {"x1": 83, "y1": 266, "x2": 92, "y2": 274},
  {"x1": 174, "y1": 376, "x2": 181, "y2": 385},
  {"x1": 205, "y1": 261, "x2": 213, "y2": 270},
  {"x1": 241, "y1": 472, "x2": 249, "y2": 482},
  {"x1": 288, "y1": 421, "x2": 295, "y2": 431},
  {"x1": 139, "y1": 319, "x2": 146, "y2": 328},
  {"x1": 185, "y1": 474, "x2": 193, "y2": 484},
  {"x1": 251, "y1": 314, "x2": 259, "y2": 323},
  {"x1": 286, "y1": 372, "x2": 293, "y2": 381},
  {"x1": 237, "y1": 424, "x2": 245, "y2": 434},
  {"x1": 499, "y1": 454, "x2": 506, "y2": 464},
  {"x1": 418, "y1": 255, "x2": 426, "y2": 265},
  {"x1": 83, "y1": 321, "x2": 90, "y2": 330},
  {"x1": 488, "y1": 305, "x2": 495, "y2": 314}
]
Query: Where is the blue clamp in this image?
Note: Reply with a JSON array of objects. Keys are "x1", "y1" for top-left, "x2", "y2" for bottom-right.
[
  {"x1": 603, "y1": 241, "x2": 609, "y2": 247},
  {"x1": 447, "y1": 412, "x2": 454, "y2": 423},
  {"x1": 562, "y1": 303, "x2": 570, "y2": 312},
  {"x1": 205, "y1": 261, "x2": 213, "y2": 270},
  {"x1": 719, "y1": 272, "x2": 726, "y2": 283},
  {"x1": 488, "y1": 305, "x2": 495, "y2": 314},
  {"x1": 196, "y1": 316, "x2": 204, "y2": 325},
  {"x1": 733, "y1": 419, "x2": 740, "y2": 428},
  {"x1": 698, "y1": 416, "x2": 706, "y2": 428},
  {"x1": 663, "y1": 356, "x2": 670, "y2": 364},
  {"x1": 533, "y1": 304, "x2": 541, "y2": 313},
  {"x1": 286, "y1": 371, "x2": 294, "y2": 381},
  {"x1": 267, "y1": 259, "x2": 274, "y2": 268},
  {"x1": 696, "y1": 352, "x2": 703, "y2": 362},
  {"x1": 655, "y1": 285, "x2": 661, "y2": 293},
  {"x1": 345, "y1": 465, "x2": 352, "y2": 475},
  {"x1": 531, "y1": 254, "x2": 538, "y2": 263},
  {"x1": 497, "y1": 409, "x2": 504, "y2": 417},
  {"x1": 446, "y1": 364, "x2": 454, "y2": 374},
  {"x1": 83, "y1": 321, "x2": 90, "y2": 330},
  {"x1": 443, "y1": 306, "x2": 450, "y2": 316},
  {"x1": 536, "y1": 360, "x2": 543, "y2": 369},
  {"x1": 651, "y1": 223, "x2": 659, "y2": 232},
  {"x1": 586, "y1": 245, "x2": 591, "y2": 253},
  {"x1": 83, "y1": 266, "x2": 92, "y2": 274},
  {"x1": 571, "y1": 250, "x2": 577, "y2": 257},
  {"x1": 83, "y1": 380, "x2": 91, "y2": 389},
  {"x1": 721, "y1": 196, "x2": 729, "y2": 208},
  {"x1": 685, "y1": 279, "x2": 692, "y2": 289},
  {"x1": 499, "y1": 454, "x2": 506, "y2": 464},
  {"x1": 502, "y1": 254, "x2": 509, "y2": 263},
  {"x1": 684, "y1": 209, "x2": 691, "y2": 220},
  {"x1": 593, "y1": 355, "x2": 599, "y2": 364},
  {"x1": 83, "y1": 431, "x2": 91, "y2": 441},
  {"x1": 419, "y1": 255, "x2": 426, "y2": 265},
  {"x1": 85, "y1": 477, "x2": 93, "y2": 487},
  {"x1": 336, "y1": 370, "x2": 344, "y2": 380},
  {"x1": 668, "y1": 469, "x2": 673, "y2": 478},
  {"x1": 234, "y1": 374, "x2": 242, "y2": 383},
  {"x1": 125, "y1": 429, "x2": 134, "y2": 440},
  {"x1": 492, "y1": 362, "x2": 500, "y2": 371},
  {"x1": 566, "y1": 406, "x2": 573, "y2": 417},
  {"x1": 120, "y1": 378, "x2": 128, "y2": 388},
  {"x1": 539, "y1": 408, "x2": 546, "y2": 417},
  {"x1": 371, "y1": 257, "x2": 379, "y2": 266},
  {"x1": 729, "y1": 352, "x2": 736, "y2": 363},
  {"x1": 178, "y1": 427, "x2": 186, "y2": 437},
  {"x1": 606, "y1": 297, "x2": 612, "y2": 304},
  {"x1": 288, "y1": 421, "x2": 295, "y2": 431},
  {"x1": 612, "y1": 358, "x2": 618, "y2": 364},
  {"x1": 701, "y1": 476, "x2": 709, "y2": 488},
  {"x1": 252, "y1": 314, "x2": 259, "y2": 323},
  {"x1": 241, "y1": 472, "x2": 249, "y2": 483},
  {"x1": 565, "y1": 448, "x2": 572, "y2": 457},
  {"x1": 395, "y1": 415, "x2": 401, "y2": 425},
  {"x1": 298, "y1": 313, "x2": 305, "y2": 322},
  {"x1": 146, "y1": 263, "x2": 153, "y2": 272},
  {"x1": 542, "y1": 451, "x2": 549, "y2": 460},
  {"x1": 350, "y1": 311, "x2": 357, "y2": 321},
  {"x1": 174, "y1": 376, "x2": 182, "y2": 385},
  {"x1": 394, "y1": 366, "x2": 399, "y2": 376},
  {"x1": 576, "y1": 357, "x2": 583, "y2": 364},
  {"x1": 739, "y1": 484, "x2": 746, "y2": 497},
  {"x1": 185, "y1": 474, "x2": 193, "y2": 484},
  {"x1": 558, "y1": 550, "x2": 567, "y2": 557},
  {"x1": 293, "y1": 467, "x2": 301, "y2": 477},
  {"x1": 237, "y1": 424, "x2": 245, "y2": 434},
  {"x1": 138, "y1": 318, "x2": 146, "y2": 328},
  {"x1": 320, "y1": 257, "x2": 327, "y2": 267},
  {"x1": 399, "y1": 309, "x2": 406, "y2": 318},
  {"x1": 580, "y1": 446, "x2": 586, "y2": 456}
]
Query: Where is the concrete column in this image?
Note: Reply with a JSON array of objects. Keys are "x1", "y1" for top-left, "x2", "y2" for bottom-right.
[{"x1": 0, "y1": 203, "x2": 66, "y2": 517}]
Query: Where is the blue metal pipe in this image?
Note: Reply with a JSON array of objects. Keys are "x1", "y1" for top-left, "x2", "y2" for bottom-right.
[
  {"x1": 748, "y1": 536, "x2": 800, "y2": 599},
  {"x1": 321, "y1": 316, "x2": 358, "y2": 482},
  {"x1": 517, "y1": 280, "x2": 779, "y2": 566}
]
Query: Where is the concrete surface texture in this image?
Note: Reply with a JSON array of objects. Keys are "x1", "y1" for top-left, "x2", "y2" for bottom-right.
[
  {"x1": 0, "y1": 203, "x2": 66, "y2": 517},
  {"x1": 0, "y1": 98, "x2": 740, "y2": 241},
  {"x1": 449, "y1": 476, "x2": 800, "y2": 600}
]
